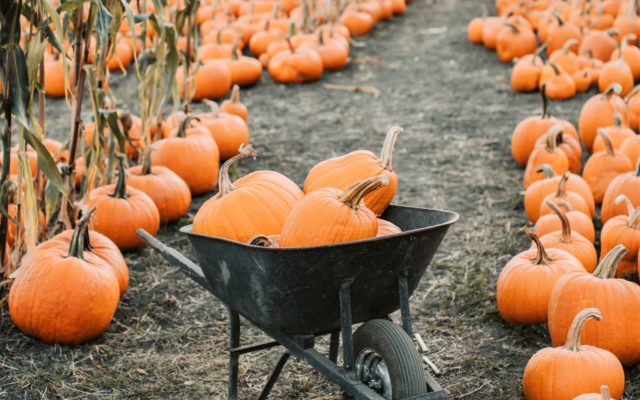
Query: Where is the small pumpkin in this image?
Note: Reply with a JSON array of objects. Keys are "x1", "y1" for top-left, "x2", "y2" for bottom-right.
[
  {"x1": 280, "y1": 175, "x2": 387, "y2": 247},
  {"x1": 524, "y1": 125, "x2": 570, "y2": 188},
  {"x1": 533, "y1": 126, "x2": 582, "y2": 174},
  {"x1": 220, "y1": 84, "x2": 249, "y2": 122},
  {"x1": 600, "y1": 196, "x2": 640, "y2": 280},
  {"x1": 535, "y1": 200, "x2": 596, "y2": 243},
  {"x1": 86, "y1": 154, "x2": 160, "y2": 250},
  {"x1": 598, "y1": 58, "x2": 634, "y2": 96},
  {"x1": 539, "y1": 200, "x2": 598, "y2": 272},
  {"x1": 546, "y1": 16, "x2": 582, "y2": 56},
  {"x1": 540, "y1": 62, "x2": 577, "y2": 100},
  {"x1": 620, "y1": 133, "x2": 640, "y2": 166},
  {"x1": 626, "y1": 84, "x2": 640, "y2": 131},
  {"x1": 200, "y1": 100, "x2": 250, "y2": 160},
  {"x1": 579, "y1": 83, "x2": 628, "y2": 150},
  {"x1": 8, "y1": 210, "x2": 121, "y2": 344},
  {"x1": 549, "y1": 39, "x2": 581, "y2": 75},
  {"x1": 592, "y1": 112, "x2": 635, "y2": 152},
  {"x1": 177, "y1": 60, "x2": 232, "y2": 100},
  {"x1": 228, "y1": 41, "x2": 263, "y2": 86},
  {"x1": 583, "y1": 128, "x2": 634, "y2": 204},
  {"x1": 496, "y1": 227, "x2": 584, "y2": 325},
  {"x1": 522, "y1": 308, "x2": 625, "y2": 400},
  {"x1": 151, "y1": 116, "x2": 220, "y2": 195},
  {"x1": 610, "y1": 35, "x2": 640, "y2": 80},
  {"x1": 549, "y1": 245, "x2": 640, "y2": 365},
  {"x1": 579, "y1": 29, "x2": 619, "y2": 62},
  {"x1": 539, "y1": 173, "x2": 593, "y2": 218},
  {"x1": 192, "y1": 145, "x2": 303, "y2": 242},
  {"x1": 268, "y1": 40, "x2": 324, "y2": 83},
  {"x1": 511, "y1": 52, "x2": 545, "y2": 93},
  {"x1": 601, "y1": 161, "x2": 640, "y2": 223},
  {"x1": 573, "y1": 386, "x2": 615, "y2": 400},
  {"x1": 339, "y1": 7, "x2": 375, "y2": 37},
  {"x1": 304, "y1": 126, "x2": 402, "y2": 216},
  {"x1": 496, "y1": 22, "x2": 538, "y2": 63}
]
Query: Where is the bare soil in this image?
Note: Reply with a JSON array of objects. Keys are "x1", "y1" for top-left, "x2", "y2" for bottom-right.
[{"x1": 2, "y1": 0, "x2": 639, "y2": 398}]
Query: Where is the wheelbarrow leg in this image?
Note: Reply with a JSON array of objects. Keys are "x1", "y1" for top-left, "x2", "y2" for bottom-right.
[
  {"x1": 339, "y1": 280, "x2": 354, "y2": 370},
  {"x1": 228, "y1": 309, "x2": 241, "y2": 400},
  {"x1": 257, "y1": 352, "x2": 291, "y2": 400},
  {"x1": 398, "y1": 273, "x2": 413, "y2": 336},
  {"x1": 328, "y1": 330, "x2": 340, "y2": 363}
]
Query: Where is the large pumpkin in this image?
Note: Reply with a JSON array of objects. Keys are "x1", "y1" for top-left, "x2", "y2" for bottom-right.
[
  {"x1": 193, "y1": 145, "x2": 303, "y2": 242},
  {"x1": 522, "y1": 308, "x2": 625, "y2": 400},
  {"x1": 496, "y1": 227, "x2": 584, "y2": 325},
  {"x1": 304, "y1": 126, "x2": 402, "y2": 216},
  {"x1": 280, "y1": 175, "x2": 387, "y2": 247},
  {"x1": 86, "y1": 155, "x2": 160, "y2": 250},
  {"x1": 549, "y1": 245, "x2": 640, "y2": 366},
  {"x1": 8, "y1": 211, "x2": 121, "y2": 344}
]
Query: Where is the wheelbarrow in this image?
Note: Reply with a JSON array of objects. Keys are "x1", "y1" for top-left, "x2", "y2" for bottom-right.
[{"x1": 137, "y1": 204, "x2": 458, "y2": 400}]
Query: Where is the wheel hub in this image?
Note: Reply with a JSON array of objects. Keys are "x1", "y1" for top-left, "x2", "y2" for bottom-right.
[{"x1": 355, "y1": 347, "x2": 392, "y2": 399}]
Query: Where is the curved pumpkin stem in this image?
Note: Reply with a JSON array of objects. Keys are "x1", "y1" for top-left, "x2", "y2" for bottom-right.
[
  {"x1": 176, "y1": 115, "x2": 200, "y2": 138},
  {"x1": 203, "y1": 99, "x2": 221, "y2": 118},
  {"x1": 604, "y1": 82, "x2": 623, "y2": 98},
  {"x1": 338, "y1": 175, "x2": 389, "y2": 209},
  {"x1": 379, "y1": 126, "x2": 403, "y2": 171},
  {"x1": 555, "y1": 172, "x2": 570, "y2": 198},
  {"x1": 615, "y1": 194, "x2": 636, "y2": 220},
  {"x1": 597, "y1": 128, "x2": 615, "y2": 156},
  {"x1": 217, "y1": 144, "x2": 257, "y2": 197},
  {"x1": 536, "y1": 163, "x2": 557, "y2": 179},
  {"x1": 546, "y1": 199, "x2": 572, "y2": 243},
  {"x1": 600, "y1": 386, "x2": 612, "y2": 400},
  {"x1": 555, "y1": 200, "x2": 573, "y2": 212},
  {"x1": 561, "y1": 38, "x2": 578, "y2": 54},
  {"x1": 563, "y1": 308, "x2": 602, "y2": 352},
  {"x1": 626, "y1": 84, "x2": 640, "y2": 102},
  {"x1": 545, "y1": 125, "x2": 563, "y2": 151},
  {"x1": 503, "y1": 21, "x2": 520, "y2": 33},
  {"x1": 548, "y1": 62, "x2": 562, "y2": 76},
  {"x1": 531, "y1": 42, "x2": 548, "y2": 65},
  {"x1": 230, "y1": 84, "x2": 241, "y2": 104},
  {"x1": 593, "y1": 244, "x2": 629, "y2": 279},
  {"x1": 111, "y1": 153, "x2": 128, "y2": 199},
  {"x1": 523, "y1": 226, "x2": 552, "y2": 265},
  {"x1": 140, "y1": 146, "x2": 153, "y2": 176},
  {"x1": 68, "y1": 206, "x2": 96, "y2": 259}
]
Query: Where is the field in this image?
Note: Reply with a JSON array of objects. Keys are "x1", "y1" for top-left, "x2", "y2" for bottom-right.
[{"x1": 2, "y1": 0, "x2": 640, "y2": 399}]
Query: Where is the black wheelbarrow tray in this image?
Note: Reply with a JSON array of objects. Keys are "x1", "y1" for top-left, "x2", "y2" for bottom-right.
[{"x1": 137, "y1": 205, "x2": 458, "y2": 400}]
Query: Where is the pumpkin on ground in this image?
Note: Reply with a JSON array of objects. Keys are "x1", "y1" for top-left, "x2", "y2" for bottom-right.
[
  {"x1": 220, "y1": 84, "x2": 249, "y2": 122},
  {"x1": 535, "y1": 200, "x2": 596, "y2": 243},
  {"x1": 192, "y1": 145, "x2": 303, "y2": 242},
  {"x1": 548, "y1": 245, "x2": 640, "y2": 366},
  {"x1": 523, "y1": 125, "x2": 570, "y2": 188},
  {"x1": 8, "y1": 210, "x2": 121, "y2": 344},
  {"x1": 600, "y1": 196, "x2": 640, "y2": 280},
  {"x1": 200, "y1": 100, "x2": 250, "y2": 160},
  {"x1": 579, "y1": 83, "x2": 628, "y2": 150},
  {"x1": 304, "y1": 126, "x2": 402, "y2": 216},
  {"x1": 538, "y1": 173, "x2": 593, "y2": 218},
  {"x1": 601, "y1": 161, "x2": 640, "y2": 223},
  {"x1": 496, "y1": 227, "x2": 584, "y2": 325},
  {"x1": 522, "y1": 308, "x2": 625, "y2": 400},
  {"x1": 86, "y1": 154, "x2": 160, "y2": 250}
]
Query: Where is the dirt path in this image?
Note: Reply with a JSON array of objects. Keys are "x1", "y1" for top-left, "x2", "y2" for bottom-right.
[{"x1": 2, "y1": 0, "x2": 640, "y2": 398}]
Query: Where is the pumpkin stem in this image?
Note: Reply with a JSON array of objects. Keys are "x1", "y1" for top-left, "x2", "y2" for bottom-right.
[
  {"x1": 615, "y1": 194, "x2": 636, "y2": 221},
  {"x1": 530, "y1": 43, "x2": 547, "y2": 65},
  {"x1": 597, "y1": 128, "x2": 616, "y2": 156},
  {"x1": 217, "y1": 144, "x2": 257, "y2": 197},
  {"x1": 203, "y1": 99, "x2": 221, "y2": 118},
  {"x1": 635, "y1": 159, "x2": 640, "y2": 177},
  {"x1": 176, "y1": 115, "x2": 200, "y2": 138},
  {"x1": 626, "y1": 84, "x2": 640, "y2": 102},
  {"x1": 545, "y1": 125, "x2": 563, "y2": 151},
  {"x1": 545, "y1": 199, "x2": 572, "y2": 243},
  {"x1": 548, "y1": 62, "x2": 562, "y2": 76},
  {"x1": 67, "y1": 206, "x2": 96, "y2": 260},
  {"x1": 600, "y1": 386, "x2": 612, "y2": 400},
  {"x1": 555, "y1": 172, "x2": 569, "y2": 197},
  {"x1": 536, "y1": 163, "x2": 557, "y2": 179},
  {"x1": 249, "y1": 234, "x2": 278, "y2": 247},
  {"x1": 286, "y1": 37, "x2": 295, "y2": 53},
  {"x1": 230, "y1": 84, "x2": 241, "y2": 104},
  {"x1": 563, "y1": 308, "x2": 602, "y2": 352},
  {"x1": 503, "y1": 21, "x2": 520, "y2": 33},
  {"x1": 337, "y1": 175, "x2": 389, "y2": 209},
  {"x1": 555, "y1": 200, "x2": 573, "y2": 212},
  {"x1": 523, "y1": 226, "x2": 552, "y2": 265},
  {"x1": 613, "y1": 112, "x2": 624, "y2": 128},
  {"x1": 540, "y1": 85, "x2": 550, "y2": 119},
  {"x1": 561, "y1": 38, "x2": 578, "y2": 54},
  {"x1": 111, "y1": 153, "x2": 129, "y2": 199},
  {"x1": 604, "y1": 82, "x2": 623, "y2": 98},
  {"x1": 593, "y1": 244, "x2": 628, "y2": 279},
  {"x1": 231, "y1": 38, "x2": 240, "y2": 61},
  {"x1": 379, "y1": 126, "x2": 403, "y2": 170},
  {"x1": 140, "y1": 146, "x2": 153, "y2": 175}
]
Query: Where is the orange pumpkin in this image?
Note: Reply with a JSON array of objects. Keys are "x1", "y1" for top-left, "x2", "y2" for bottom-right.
[
  {"x1": 579, "y1": 29, "x2": 618, "y2": 62},
  {"x1": 304, "y1": 126, "x2": 402, "y2": 216},
  {"x1": 228, "y1": 43, "x2": 263, "y2": 86},
  {"x1": 539, "y1": 200, "x2": 597, "y2": 272},
  {"x1": 600, "y1": 196, "x2": 640, "y2": 280},
  {"x1": 534, "y1": 128, "x2": 582, "y2": 174},
  {"x1": 86, "y1": 155, "x2": 160, "y2": 251},
  {"x1": 601, "y1": 161, "x2": 640, "y2": 223},
  {"x1": 539, "y1": 173, "x2": 593, "y2": 218},
  {"x1": 523, "y1": 125, "x2": 570, "y2": 189},
  {"x1": 511, "y1": 53, "x2": 545, "y2": 93},
  {"x1": 592, "y1": 112, "x2": 635, "y2": 152},
  {"x1": 268, "y1": 42, "x2": 324, "y2": 83},
  {"x1": 339, "y1": 8, "x2": 375, "y2": 37},
  {"x1": 192, "y1": 145, "x2": 304, "y2": 242},
  {"x1": 626, "y1": 84, "x2": 640, "y2": 131},
  {"x1": 535, "y1": 200, "x2": 596, "y2": 243},
  {"x1": 496, "y1": 227, "x2": 584, "y2": 325},
  {"x1": 620, "y1": 133, "x2": 640, "y2": 165},
  {"x1": 549, "y1": 245, "x2": 640, "y2": 365},
  {"x1": 8, "y1": 210, "x2": 120, "y2": 344},
  {"x1": 610, "y1": 36, "x2": 640, "y2": 80},
  {"x1": 177, "y1": 60, "x2": 232, "y2": 100},
  {"x1": 280, "y1": 175, "x2": 387, "y2": 247},
  {"x1": 377, "y1": 218, "x2": 402, "y2": 237},
  {"x1": 523, "y1": 308, "x2": 625, "y2": 400},
  {"x1": 583, "y1": 128, "x2": 634, "y2": 204},
  {"x1": 579, "y1": 83, "x2": 628, "y2": 150},
  {"x1": 546, "y1": 17, "x2": 582, "y2": 56},
  {"x1": 540, "y1": 62, "x2": 577, "y2": 100},
  {"x1": 599, "y1": 58, "x2": 634, "y2": 96},
  {"x1": 496, "y1": 22, "x2": 538, "y2": 63},
  {"x1": 200, "y1": 100, "x2": 250, "y2": 160},
  {"x1": 220, "y1": 84, "x2": 249, "y2": 122}
]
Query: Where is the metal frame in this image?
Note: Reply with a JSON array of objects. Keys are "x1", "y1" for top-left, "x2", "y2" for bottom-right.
[{"x1": 137, "y1": 230, "x2": 447, "y2": 400}]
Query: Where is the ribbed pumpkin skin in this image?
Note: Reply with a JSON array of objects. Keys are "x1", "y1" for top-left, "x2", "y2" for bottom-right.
[
  {"x1": 199, "y1": 111, "x2": 249, "y2": 160},
  {"x1": 280, "y1": 187, "x2": 378, "y2": 247},
  {"x1": 583, "y1": 150, "x2": 633, "y2": 204},
  {"x1": 523, "y1": 147, "x2": 569, "y2": 189},
  {"x1": 535, "y1": 211, "x2": 596, "y2": 243},
  {"x1": 9, "y1": 247, "x2": 120, "y2": 344},
  {"x1": 601, "y1": 169, "x2": 640, "y2": 223},
  {"x1": 86, "y1": 185, "x2": 160, "y2": 251},
  {"x1": 540, "y1": 232, "x2": 598, "y2": 272},
  {"x1": 522, "y1": 345, "x2": 624, "y2": 400},
  {"x1": 376, "y1": 218, "x2": 402, "y2": 237},
  {"x1": 524, "y1": 174, "x2": 595, "y2": 222},
  {"x1": 43, "y1": 229, "x2": 129, "y2": 297},
  {"x1": 496, "y1": 247, "x2": 584, "y2": 325},
  {"x1": 578, "y1": 91, "x2": 627, "y2": 150},
  {"x1": 511, "y1": 118, "x2": 577, "y2": 166},
  {"x1": 151, "y1": 134, "x2": 219, "y2": 195},
  {"x1": 304, "y1": 150, "x2": 397, "y2": 216},
  {"x1": 127, "y1": 165, "x2": 192, "y2": 223},
  {"x1": 548, "y1": 272, "x2": 640, "y2": 366},
  {"x1": 600, "y1": 217, "x2": 640, "y2": 280},
  {"x1": 193, "y1": 171, "x2": 303, "y2": 242}
]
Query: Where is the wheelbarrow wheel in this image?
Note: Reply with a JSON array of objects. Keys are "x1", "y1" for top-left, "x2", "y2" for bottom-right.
[{"x1": 353, "y1": 319, "x2": 426, "y2": 400}]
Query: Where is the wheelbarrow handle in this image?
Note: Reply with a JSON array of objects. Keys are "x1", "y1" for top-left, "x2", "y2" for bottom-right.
[{"x1": 136, "y1": 228, "x2": 213, "y2": 292}]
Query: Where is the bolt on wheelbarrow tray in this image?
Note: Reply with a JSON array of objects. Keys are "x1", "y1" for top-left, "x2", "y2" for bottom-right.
[{"x1": 138, "y1": 204, "x2": 458, "y2": 400}]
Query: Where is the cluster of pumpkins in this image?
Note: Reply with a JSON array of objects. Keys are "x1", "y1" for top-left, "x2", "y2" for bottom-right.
[
  {"x1": 468, "y1": 0, "x2": 640, "y2": 100},
  {"x1": 37, "y1": 0, "x2": 410, "y2": 99}
]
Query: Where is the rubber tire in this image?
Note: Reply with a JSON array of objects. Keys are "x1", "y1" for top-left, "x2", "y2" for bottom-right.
[{"x1": 352, "y1": 319, "x2": 427, "y2": 399}]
